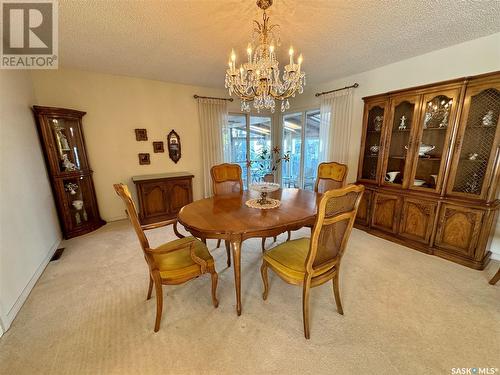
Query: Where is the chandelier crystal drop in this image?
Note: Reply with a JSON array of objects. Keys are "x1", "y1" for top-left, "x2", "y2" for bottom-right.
[{"x1": 224, "y1": 0, "x2": 305, "y2": 113}]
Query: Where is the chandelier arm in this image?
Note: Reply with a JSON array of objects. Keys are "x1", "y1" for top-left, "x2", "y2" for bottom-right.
[{"x1": 232, "y1": 85, "x2": 254, "y2": 101}]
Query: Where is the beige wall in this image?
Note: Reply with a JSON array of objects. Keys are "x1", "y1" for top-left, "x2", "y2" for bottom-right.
[
  {"x1": 31, "y1": 69, "x2": 235, "y2": 221},
  {"x1": 0, "y1": 71, "x2": 61, "y2": 333},
  {"x1": 288, "y1": 32, "x2": 500, "y2": 258}
]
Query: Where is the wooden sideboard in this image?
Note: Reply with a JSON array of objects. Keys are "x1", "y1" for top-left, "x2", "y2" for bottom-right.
[
  {"x1": 355, "y1": 71, "x2": 500, "y2": 269},
  {"x1": 132, "y1": 172, "x2": 194, "y2": 225}
]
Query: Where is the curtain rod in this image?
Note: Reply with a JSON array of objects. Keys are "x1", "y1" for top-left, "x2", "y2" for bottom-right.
[
  {"x1": 193, "y1": 94, "x2": 234, "y2": 102},
  {"x1": 315, "y1": 83, "x2": 359, "y2": 97}
]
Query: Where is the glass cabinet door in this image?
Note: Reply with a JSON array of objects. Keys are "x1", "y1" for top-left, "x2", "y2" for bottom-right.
[
  {"x1": 408, "y1": 89, "x2": 460, "y2": 191},
  {"x1": 61, "y1": 176, "x2": 96, "y2": 230},
  {"x1": 448, "y1": 85, "x2": 500, "y2": 199},
  {"x1": 382, "y1": 95, "x2": 420, "y2": 187},
  {"x1": 48, "y1": 117, "x2": 88, "y2": 173},
  {"x1": 359, "y1": 102, "x2": 387, "y2": 182}
]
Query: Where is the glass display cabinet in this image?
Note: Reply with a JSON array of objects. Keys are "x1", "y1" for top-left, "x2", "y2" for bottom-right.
[
  {"x1": 381, "y1": 95, "x2": 421, "y2": 187},
  {"x1": 355, "y1": 71, "x2": 500, "y2": 270},
  {"x1": 33, "y1": 106, "x2": 105, "y2": 238},
  {"x1": 358, "y1": 100, "x2": 387, "y2": 183},
  {"x1": 447, "y1": 82, "x2": 500, "y2": 200},
  {"x1": 407, "y1": 89, "x2": 460, "y2": 192}
]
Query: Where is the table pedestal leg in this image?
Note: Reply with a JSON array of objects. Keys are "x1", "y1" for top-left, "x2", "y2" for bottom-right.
[{"x1": 231, "y1": 239, "x2": 242, "y2": 315}]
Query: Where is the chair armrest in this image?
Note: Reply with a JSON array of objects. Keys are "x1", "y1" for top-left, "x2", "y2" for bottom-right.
[
  {"x1": 141, "y1": 218, "x2": 178, "y2": 231},
  {"x1": 141, "y1": 219, "x2": 185, "y2": 239}
]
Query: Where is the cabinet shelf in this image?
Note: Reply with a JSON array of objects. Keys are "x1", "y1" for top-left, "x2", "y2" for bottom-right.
[
  {"x1": 460, "y1": 158, "x2": 486, "y2": 163},
  {"x1": 465, "y1": 125, "x2": 496, "y2": 130},
  {"x1": 417, "y1": 156, "x2": 441, "y2": 161},
  {"x1": 422, "y1": 127, "x2": 447, "y2": 131},
  {"x1": 392, "y1": 129, "x2": 411, "y2": 133}
]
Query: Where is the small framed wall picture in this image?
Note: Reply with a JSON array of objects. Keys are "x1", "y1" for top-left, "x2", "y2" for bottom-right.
[
  {"x1": 135, "y1": 129, "x2": 148, "y2": 141},
  {"x1": 138, "y1": 153, "x2": 150, "y2": 165},
  {"x1": 153, "y1": 141, "x2": 164, "y2": 153}
]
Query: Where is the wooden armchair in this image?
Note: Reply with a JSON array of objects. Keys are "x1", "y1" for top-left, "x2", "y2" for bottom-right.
[
  {"x1": 260, "y1": 184, "x2": 364, "y2": 339},
  {"x1": 113, "y1": 183, "x2": 218, "y2": 332}
]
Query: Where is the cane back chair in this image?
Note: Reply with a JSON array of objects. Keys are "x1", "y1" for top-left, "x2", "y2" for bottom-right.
[
  {"x1": 314, "y1": 162, "x2": 348, "y2": 193},
  {"x1": 114, "y1": 183, "x2": 218, "y2": 332},
  {"x1": 260, "y1": 184, "x2": 364, "y2": 339}
]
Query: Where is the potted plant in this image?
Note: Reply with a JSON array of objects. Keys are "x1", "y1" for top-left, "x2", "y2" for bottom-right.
[{"x1": 255, "y1": 146, "x2": 290, "y2": 182}]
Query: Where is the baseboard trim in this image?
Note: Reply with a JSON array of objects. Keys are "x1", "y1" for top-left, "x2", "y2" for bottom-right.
[
  {"x1": 491, "y1": 252, "x2": 500, "y2": 261},
  {"x1": 107, "y1": 215, "x2": 127, "y2": 222},
  {"x1": 0, "y1": 237, "x2": 61, "y2": 332}
]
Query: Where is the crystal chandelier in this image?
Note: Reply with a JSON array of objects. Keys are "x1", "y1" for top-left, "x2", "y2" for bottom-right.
[{"x1": 225, "y1": 0, "x2": 306, "y2": 113}]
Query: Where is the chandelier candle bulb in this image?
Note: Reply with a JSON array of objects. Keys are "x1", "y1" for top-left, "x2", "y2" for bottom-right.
[{"x1": 289, "y1": 47, "x2": 294, "y2": 64}]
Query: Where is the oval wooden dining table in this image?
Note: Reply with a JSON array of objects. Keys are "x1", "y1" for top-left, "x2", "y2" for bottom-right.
[{"x1": 178, "y1": 188, "x2": 321, "y2": 315}]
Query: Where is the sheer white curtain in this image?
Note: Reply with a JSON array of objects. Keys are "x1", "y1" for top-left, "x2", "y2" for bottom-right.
[
  {"x1": 197, "y1": 98, "x2": 228, "y2": 197},
  {"x1": 319, "y1": 88, "x2": 354, "y2": 164}
]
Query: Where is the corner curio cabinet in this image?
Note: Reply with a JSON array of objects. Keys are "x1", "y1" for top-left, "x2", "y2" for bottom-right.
[
  {"x1": 356, "y1": 71, "x2": 500, "y2": 270},
  {"x1": 33, "y1": 106, "x2": 105, "y2": 238}
]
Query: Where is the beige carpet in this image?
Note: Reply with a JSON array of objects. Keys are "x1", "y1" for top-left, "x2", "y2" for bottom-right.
[{"x1": 0, "y1": 220, "x2": 499, "y2": 375}]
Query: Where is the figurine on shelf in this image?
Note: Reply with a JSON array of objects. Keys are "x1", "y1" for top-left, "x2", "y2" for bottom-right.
[
  {"x1": 373, "y1": 115, "x2": 383, "y2": 132},
  {"x1": 468, "y1": 153, "x2": 479, "y2": 160},
  {"x1": 72, "y1": 200, "x2": 84, "y2": 210},
  {"x1": 439, "y1": 110, "x2": 449, "y2": 128},
  {"x1": 482, "y1": 110, "x2": 494, "y2": 127},
  {"x1": 369, "y1": 145, "x2": 379, "y2": 155},
  {"x1": 464, "y1": 173, "x2": 480, "y2": 194},
  {"x1": 72, "y1": 199, "x2": 84, "y2": 225},
  {"x1": 423, "y1": 112, "x2": 432, "y2": 129},
  {"x1": 398, "y1": 115, "x2": 407, "y2": 130},
  {"x1": 64, "y1": 182, "x2": 79, "y2": 195},
  {"x1": 61, "y1": 154, "x2": 77, "y2": 171}
]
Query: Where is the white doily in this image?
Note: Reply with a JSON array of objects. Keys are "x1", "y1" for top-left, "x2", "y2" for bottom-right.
[{"x1": 245, "y1": 198, "x2": 281, "y2": 210}]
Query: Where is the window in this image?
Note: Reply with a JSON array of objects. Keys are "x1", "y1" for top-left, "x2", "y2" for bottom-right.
[
  {"x1": 282, "y1": 109, "x2": 320, "y2": 190},
  {"x1": 224, "y1": 113, "x2": 272, "y2": 188}
]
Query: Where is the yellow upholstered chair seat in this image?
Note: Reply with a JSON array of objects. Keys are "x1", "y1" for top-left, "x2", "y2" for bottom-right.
[
  {"x1": 264, "y1": 238, "x2": 334, "y2": 281},
  {"x1": 153, "y1": 237, "x2": 214, "y2": 280}
]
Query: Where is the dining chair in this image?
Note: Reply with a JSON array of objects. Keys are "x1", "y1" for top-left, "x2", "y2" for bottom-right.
[
  {"x1": 260, "y1": 184, "x2": 364, "y2": 339},
  {"x1": 113, "y1": 183, "x2": 218, "y2": 332},
  {"x1": 210, "y1": 163, "x2": 278, "y2": 257},
  {"x1": 314, "y1": 161, "x2": 348, "y2": 193},
  {"x1": 210, "y1": 163, "x2": 244, "y2": 266}
]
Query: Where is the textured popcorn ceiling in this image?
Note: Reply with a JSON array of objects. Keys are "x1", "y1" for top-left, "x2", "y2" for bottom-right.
[{"x1": 59, "y1": 0, "x2": 500, "y2": 88}]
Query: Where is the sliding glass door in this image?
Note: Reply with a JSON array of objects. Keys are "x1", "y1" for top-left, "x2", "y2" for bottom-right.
[
  {"x1": 282, "y1": 109, "x2": 320, "y2": 190},
  {"x1": 225, "y1": 113, "x2": 272, "y2": 188}
]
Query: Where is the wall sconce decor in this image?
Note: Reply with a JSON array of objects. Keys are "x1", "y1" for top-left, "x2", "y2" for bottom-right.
[{"x1": 167, "y1": 130, "x2": 181, "y2": 163}]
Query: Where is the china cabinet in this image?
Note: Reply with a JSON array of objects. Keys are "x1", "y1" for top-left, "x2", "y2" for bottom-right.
[
  {"x1": 355, "y1": 71, "x2": 500, "y2": 269},
  {"x1": 33, "y1": 106, "x2": 105, "y2": 238}
]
